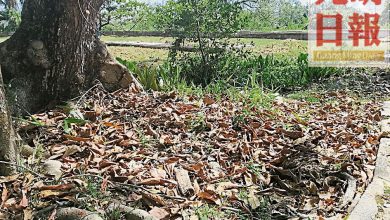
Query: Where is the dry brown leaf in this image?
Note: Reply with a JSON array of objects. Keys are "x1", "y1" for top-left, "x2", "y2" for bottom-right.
[
  {"x1": 0, "y1": 212, "x2": 8, "y2": 220},
  {"x1": 99, "y1": 160, "x2": 117, "y2": 169},
  {"x1": 197, "y1": 191, "x2": 221, "y2": 205},
  {"x1": 247, "y1": 189, "x2": 260, "y2": 210},
  {"x1": 150, "y1": 168, "x2": 167, "y2": 179},
  {"x1": 1, "y1": 184, "x2": 9, "y2": 208},
  {"x1": 301, "y1": 197, "x2": 319, "y2": 211},
  {"x1": 249, "y1": 121, "x2": 262, "y2": 129},
  {"x1": 3, "y1": 198, "x2": 17, "y2": 209},
  {"x1": 165, "y1": 157, "x2": 180, "y2": 164},
  {"x1": 149, "y1": 207, "x2": 169, "y2": 220},
  {"x1": 128, "y1": 193, "x2": 143, "y2": 202},
  {"x1": 308, "y1": 181, "x2": 318, "y2": 195},
  {"x1": 23, "y1": 208, "x2": 33, "y2": 220},
  {"x1": 32, "y1": 181, "x2": 45, "y2": 189},
  {"x1": 38, "y1": 190, "x2": 67, "y2": 199},
  {"x1": 215, "y1": 182, "x2": 240, "y2": 194},
  {"x1": 42, "y1": 160, "x2": 63, "y2": 180},
  {"x1": 63, "y1": 134, "x2": 90, "y2": 142},
  {"x1": 186, "y1": 163, "x2": 203, "y2": 172},
  {"x1": 142, "y1": 192, "x2": 167, "y2": 206},
  {"x1": 118, "y1": 139, "x2": 140, "y2": 147},
  {"x1": 37, "y1": 184, "x2": 75, "y2": 191},
  {"x1": 48, "y1": 209, "x2": 56, "y2": 220},
  {"x1": 281, "y1": 129, "x2": 304, "y2": 140},
  {"x1": 0, "y1": 174, "x2": 19, "y2": 184},
  {"x1": 101, "y1": 177, "x2": 109, "y2": 193},
  {"x1": 159, "y1": 135, "x2": 173, "y2": 145},
  {"x1": 193, "y1": 179, "x2": 200, "y2": 195},
  {"x1": 203, "y1": 96, "x2": 215, "y2": 105},
  {"x1": 138, "y1": 178, "x2": 170, "y2": 186},
  {"x1": 146, "y1": 125, "x2": 159, "y2": 138},
  {"x1": 89, "y1": 143, "x2": 106, "y2": 155},
  {"x1": 63, "y1": 145, "x2": 82, "y2": 157},
  {"x1": 19, "y1": 189, "x2": 28, "y2": 208}
]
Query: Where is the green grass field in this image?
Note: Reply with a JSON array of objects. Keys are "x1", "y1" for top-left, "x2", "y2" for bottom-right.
[
  {"x1": 101, "y1": 36, "x2": 307, "y2": 62},
  {"x1": 0, "y1": 36, "x2": 307, "y2": 61}
]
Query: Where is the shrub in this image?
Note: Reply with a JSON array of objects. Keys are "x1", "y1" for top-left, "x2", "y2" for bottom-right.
[
  {"x1": 0, "y1": 9, "x2": 21, "y2": 32},
  {"x1": 117, "y1": 58, "x2": 160, "y2": 91},
  {"x1": 154, "y1": 0, "x2": 249, "y2": 86},
  {"x1": 119, "y1": 52, "x2": 341, "y2": 94}
]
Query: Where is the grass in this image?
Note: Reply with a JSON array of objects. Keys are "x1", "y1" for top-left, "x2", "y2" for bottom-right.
[
  {"x1": 86, "y1": 178, "x2": 104, "y2": 200},
  {"x1": 287, "y1": 91, "x2": 320, "y2": 103},
  {"x1": 190, "y1": 112, "x2": 208, "y2": 133},
  {"x1": 239, "y1": 38, "x2": 306, "y2": 56},
  {"x1": 104, "y1": 36, "x2": 306, "y2": 62},
  {"x1": 195, "y1": 205, "x2": 224, "y2": 220},
  {"x1": 109, "y1": 46, "x2": 168, "y2": 63},
  {"x1": 106, "y1": 208, "x2": 124, "y2": 220},
  {"x1": 384, "y1": 185, "x2": 390, "y2": 195},
  {"x1": 101, "y1": 36, "x2": 306, "y2": 54}
]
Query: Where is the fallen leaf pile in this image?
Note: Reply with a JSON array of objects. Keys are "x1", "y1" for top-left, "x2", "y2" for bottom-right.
[
  {"x1": 0, "y1": 87, "x2": 383, "y2": 219},
  {"x1": 313, "y1": 72, "x2": 390, "y2": 99}
]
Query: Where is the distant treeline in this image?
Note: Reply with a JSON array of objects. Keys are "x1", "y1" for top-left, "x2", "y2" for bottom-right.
[
  {"x1": 99, "y1": 0, "x2": 307, "y2": 32},
  {"x1": 1, "y1": 0, "x2": 308, "y2": 32}
]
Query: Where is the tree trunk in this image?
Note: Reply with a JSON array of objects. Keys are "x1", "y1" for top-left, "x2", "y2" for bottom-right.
[
  {"x1": 0, "y1": 0, "x2": 140, "y2": 114},
  {"x1": 0, "y1": 66, "x2": 18, "y2": 175}
]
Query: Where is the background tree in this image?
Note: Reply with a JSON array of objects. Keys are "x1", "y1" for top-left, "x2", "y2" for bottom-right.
[
  {"x1": 154, "y1": 0, "x2": 248, "y2": 85},
  {"x1": 0, "y1": 0, "x2": 21, "y2": 32},
  {"x1": 244, "y1": 0, "x2": 307, "y2": 31},
  {"x1": 0, "y1": 0, "x2": 140, "y2": 175},
  {"x1": 0, "y1": 0, "x2": 140, "y2": 114},
  {"x1": 99, "y1": 0, "x2": 154, "y2": 31}
]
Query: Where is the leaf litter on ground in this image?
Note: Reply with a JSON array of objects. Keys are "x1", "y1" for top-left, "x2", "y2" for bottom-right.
[{"x1": 0, "y1": 82, "x2": 385, "y2": 220}]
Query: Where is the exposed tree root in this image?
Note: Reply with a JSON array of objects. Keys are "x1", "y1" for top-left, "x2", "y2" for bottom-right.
[
  {"x1": 54, "y1": 208, "x2": 103, "y2": 220},
  {"x1": 107, "y1": 203, "x2": 155, "y2": 220},
  {"x1": 95, "y1": 39, "x2": 143, "y2": 92},
  {"x1": 0, "y1": 66, "x2": 18, "y2": 175},
  {"x1": 339, "y1": 172, "x2": 357, "y2": 209}
]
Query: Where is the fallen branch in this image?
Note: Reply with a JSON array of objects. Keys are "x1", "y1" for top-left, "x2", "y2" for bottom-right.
[
  {"x1": 105, "y1": 41, "x2": 249, "y2": 52},
  {"x1": 101, "y1": 30, "x2": 309, "y2": 40}
]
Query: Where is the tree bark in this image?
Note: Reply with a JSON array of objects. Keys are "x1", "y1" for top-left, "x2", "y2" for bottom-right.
[
  {"x1": 0, "y1": 0, "x2": 140, "y2": 114},
  {"x1": 0, "y1": 66, "x2": 18, "y2": 175}
]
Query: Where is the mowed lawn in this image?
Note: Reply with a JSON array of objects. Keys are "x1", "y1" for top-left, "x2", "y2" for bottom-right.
[
  {"x1": 0, "y1": 36, "x2": 307, "y2": 62},
  {"x1": 102, "y1": 36, "x2": 307, "y2": 62}
]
